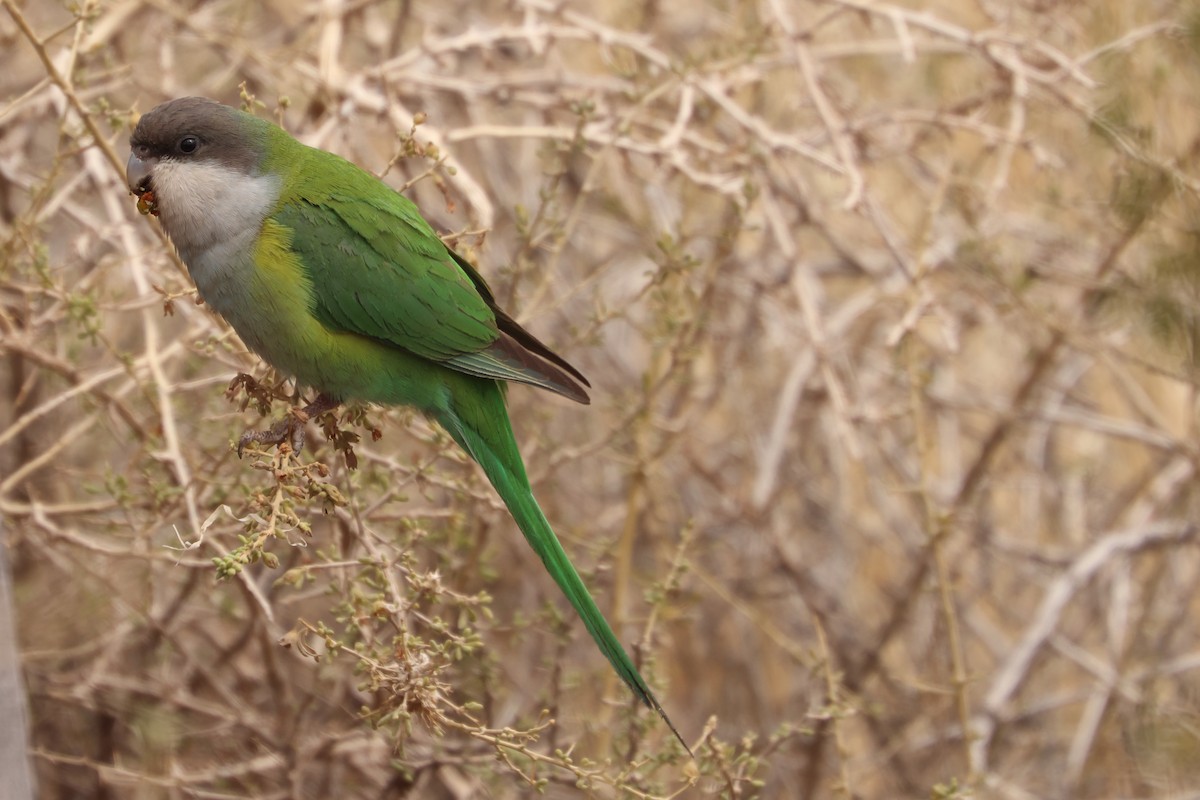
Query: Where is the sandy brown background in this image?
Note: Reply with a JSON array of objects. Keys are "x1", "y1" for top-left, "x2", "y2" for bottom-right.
[{"x1": 2, "y1": 1, "x2": 1199, "y2": 797}]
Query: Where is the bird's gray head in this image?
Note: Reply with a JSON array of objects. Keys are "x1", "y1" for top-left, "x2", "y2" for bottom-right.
[
  {"x1": 126, "y1": 97, "x2": 264, "y2": 198},
  {"x1": 126, "y1": 97, "x2": 282, "y2": 269}
]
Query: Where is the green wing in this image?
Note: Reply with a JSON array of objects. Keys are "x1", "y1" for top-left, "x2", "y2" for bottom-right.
[
  {"x1": 279, "y1": 187, "x2": 498, "y2": 361},
  {"x1": 274, "y1": 154, "x2": 588, "y2": 402}
]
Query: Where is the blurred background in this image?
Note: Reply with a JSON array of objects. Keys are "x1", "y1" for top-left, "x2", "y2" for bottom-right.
[{"x1": 2, "y1": 0, "x2": 1200, "y2": 797}]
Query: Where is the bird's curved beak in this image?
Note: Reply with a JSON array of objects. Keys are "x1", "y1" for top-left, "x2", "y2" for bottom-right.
[{"x1": 126, "y1": 152, "x2": 156, "y2": 196}]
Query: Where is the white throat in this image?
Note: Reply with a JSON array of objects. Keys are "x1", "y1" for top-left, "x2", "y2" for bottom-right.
[
  {"x1": 150, "y1": 159, "x2": 282, "y2": 323},
  {"x1": 152, "y1": 159, "x2": 281, "y2": 266}
]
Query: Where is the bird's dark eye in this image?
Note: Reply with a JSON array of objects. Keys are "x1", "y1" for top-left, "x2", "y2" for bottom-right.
[{"x1": 178, "y1": 135, "x2": 199, "y2": 154}]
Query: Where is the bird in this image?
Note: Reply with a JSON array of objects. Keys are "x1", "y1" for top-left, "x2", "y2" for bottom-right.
[{"x1": 126, "y1": 96, "x2": 685, "y2": 751}]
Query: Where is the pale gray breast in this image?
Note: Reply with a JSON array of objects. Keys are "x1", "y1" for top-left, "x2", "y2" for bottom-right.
[{"x1": 151, "y1": 159, "x2": 282, "y2": 326}]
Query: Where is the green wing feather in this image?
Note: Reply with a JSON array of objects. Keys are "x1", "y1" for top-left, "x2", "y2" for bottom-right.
[
  {"x1": 274, "y1": 152, "x2": 588, "y2": 402},
  {"x1": 279, "y1": 193, "x2": 498, "y2": 361}
]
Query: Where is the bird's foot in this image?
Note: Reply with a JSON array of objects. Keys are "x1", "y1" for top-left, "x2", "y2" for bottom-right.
[{"x1": 237, "y1": 393, "x2": 341, "y2": 458}]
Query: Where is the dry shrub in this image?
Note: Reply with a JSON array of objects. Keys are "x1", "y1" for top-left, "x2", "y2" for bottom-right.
[{"x1": 2, "y1": 0, "x2": 1200, "y2": 797}]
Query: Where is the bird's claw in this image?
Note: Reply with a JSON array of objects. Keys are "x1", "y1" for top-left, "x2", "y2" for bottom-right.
[
  {"x1": 236, "y1": 413, "x2": 308, "y2": 458},
  {"x1": 235, "y1": 394, "x2": 340, "y2": 458}
]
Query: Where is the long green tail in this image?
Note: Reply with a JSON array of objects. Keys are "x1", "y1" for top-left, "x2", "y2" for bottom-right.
[{"x1": 438, "y1": 382, "x2": 687, "y2": 752}]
